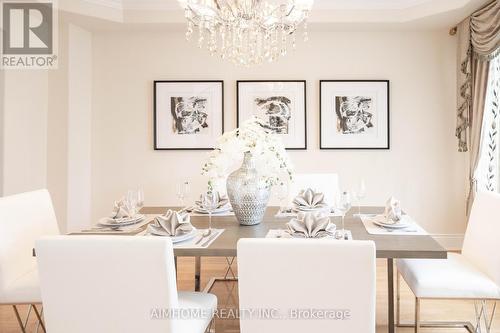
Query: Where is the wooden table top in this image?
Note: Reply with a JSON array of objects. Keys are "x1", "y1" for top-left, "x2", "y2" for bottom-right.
[{"x1": 140, "y1": 206, "x2": 447, "y2": 259}]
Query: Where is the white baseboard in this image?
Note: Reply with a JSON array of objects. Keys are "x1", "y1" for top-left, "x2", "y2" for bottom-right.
[{"x1": 431, "y1": 234, "x2": 464, "y2": 251}]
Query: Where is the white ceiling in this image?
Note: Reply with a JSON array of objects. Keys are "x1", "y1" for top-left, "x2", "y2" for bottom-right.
[
  {"x1": 60, "y1": 0, "x2": 491, "y2": 29},
  {"x1": 103, "y1": 0, "x2": 474, "y2": 11}
]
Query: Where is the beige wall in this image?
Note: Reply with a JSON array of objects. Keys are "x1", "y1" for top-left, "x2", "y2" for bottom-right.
[
  {"x1": 66, "y1": 24, "x2": 92, "y2": 232},
  {"x1": 0, "y1": 69, "x2": 4, "y2": 196},
  {"x1": 47, "y1": 20, "x2": 69, "y2": 231},
  {"x1": 2, "y1": 69, "x2": 48, "y2": 195},
  {"x1": 91, "y1": 29, "x2": 467, "y2": 239}
]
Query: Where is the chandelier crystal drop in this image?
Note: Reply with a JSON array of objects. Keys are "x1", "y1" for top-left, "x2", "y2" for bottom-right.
[{"x1": 178, "y1": 0, "x2": 314, "y2": 66}]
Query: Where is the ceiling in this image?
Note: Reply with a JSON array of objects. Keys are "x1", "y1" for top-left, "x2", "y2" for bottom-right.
[{"x1": 58, "y1": 0, "x2": 492, "y2": 30}]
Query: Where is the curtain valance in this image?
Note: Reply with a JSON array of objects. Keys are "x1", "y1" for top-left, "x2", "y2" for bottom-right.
[{"x1": 470, "y1": 0, "x2": 500, "y2": 60}]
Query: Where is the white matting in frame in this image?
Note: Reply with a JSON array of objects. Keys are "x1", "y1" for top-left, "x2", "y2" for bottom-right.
[
  {"x1": 237, "y1": 80, "x2": 307, "y2": 150},
  {"x1": 154, "y1": 81, "x2": 224, "y2": 150},
  {"x1": 320, "y1": 80, "x2": 389, "y2": 149}
]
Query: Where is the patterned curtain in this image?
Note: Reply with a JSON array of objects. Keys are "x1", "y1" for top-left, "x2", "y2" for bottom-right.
[
  {"x1": 456, "y1": 0, "x2": 500, "y2": 152},
  {"x1": 455, "y1": 0, "x2": 500, "y2": 213}
]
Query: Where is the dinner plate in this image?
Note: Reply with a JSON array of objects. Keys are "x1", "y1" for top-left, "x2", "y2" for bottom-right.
[
  {"x1": 372, "y1": 218, "x2": 412, "y2": 229},
  {"x1": 193, "y1": 205, "x2": 232, "y2": 214},
  {"x1": 150, "y1": 228, "x2": 198, "y2": 243},
  {"x1": 98, "y1": 214, "x2": 145, "y2": 227}
]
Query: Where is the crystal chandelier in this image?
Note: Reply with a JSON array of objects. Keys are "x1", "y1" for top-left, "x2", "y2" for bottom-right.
[{"x1": 177, "y1": 0, "x2": 314, "y2": 66}]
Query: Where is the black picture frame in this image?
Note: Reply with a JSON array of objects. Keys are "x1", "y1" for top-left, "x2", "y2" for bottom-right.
[
  {"x1": 319, "y1": 80, "x2": 390, "y2": 150},
  {"x1": 236, "y1": 80, "x2": 307, "y2": 150},
  {"x1": 154, "y1": 80, "x2": 224, "y2": 150}
]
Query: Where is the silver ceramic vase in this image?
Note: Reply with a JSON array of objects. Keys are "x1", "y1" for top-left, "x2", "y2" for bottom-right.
[{"x1": 226, "y1": 152, "x2": 271, "y2": 226}]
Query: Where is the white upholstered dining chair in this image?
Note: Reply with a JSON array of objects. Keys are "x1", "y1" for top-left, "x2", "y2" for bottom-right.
[
  {"x1": 35, "y1": 236, "x2": 217, "y2": 333},
  {"x1": 396, "y1": 191, "x2": 500, "y2": 333},
  {"x1": 237, "y1": 238, "x2": 376, "y2": 333},
  {"x1": 289, "y1": 173, "x2": 340, "y2": 207},
  {"x1": 0, "y1": 189, "x2": 60, "y2": 332}
]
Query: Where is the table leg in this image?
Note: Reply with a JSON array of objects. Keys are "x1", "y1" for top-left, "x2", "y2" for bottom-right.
[
  {"x1": 175, "y1": 256, "x2": 179, "y2": 280},
  {"x1": 195, "y1": 256, "x2": 201, "y2": 291},
  {"x1": 388, "y1": 258, "x2": 395, "y2": 333}
]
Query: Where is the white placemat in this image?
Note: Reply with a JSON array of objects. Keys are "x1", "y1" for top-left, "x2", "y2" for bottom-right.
[
  {"x1": 275, "y1": 209, "x2": 343, "y2": 218},
  {"x1": 360, "y1": 215, "x2": 427, "y2": 235},
  {"x1": 266, "y1": 229, "x2": 353, "y2": 240},
  {"x1": 140, "y1": 229, "x2": 224, "y2": 248},
  {"x1": 174, "y1": 228, "x2": 224, "y2": 248},
  {"x1": 189, "y1": 211, "x2": 235, "y2": 217},
  {"x1": 73, "y1": 215, "x2": 155, "y2": 235}
]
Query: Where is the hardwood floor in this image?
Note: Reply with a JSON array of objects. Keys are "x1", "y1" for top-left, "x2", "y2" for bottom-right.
[{"x1": 1, "y1": 258, "x2": 498, "y2": 332}]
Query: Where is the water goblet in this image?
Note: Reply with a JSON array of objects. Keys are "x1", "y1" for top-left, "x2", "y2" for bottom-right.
[
  {"x1": 354, "y1": 179, "x2": 366, "y2": 216},
  {"x1": 201, "y1": 191, "x2": 219, "y2": 236},
  {"x1": 176, "y1": 181, "x2": 190, "y2": 208},
  {"x1": 339, "y1": 191, "x2": 352, "y2": 239}
]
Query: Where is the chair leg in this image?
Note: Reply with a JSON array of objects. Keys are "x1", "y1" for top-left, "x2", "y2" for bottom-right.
[
  {"x1": 414, "y1": 297, "x2": 420, "y2": 333},
  {"x1": 32, "y1": 304, "x2": 46, "y2": 332},
  {"x1": 396, "y1": 270, "x2": 401, "y2": 326},
  {"x1": 474, "y1": 301, "x2": 484, "y2": 333},
  {"x1": 12, "y1": 305, "x2": 27, "y2": 333},
  {"x1": 487, "y1": 301, "x2": 496, "y2": 332},
  {"x1": 205, "y1": 318, "x2": 215, "y2": 333}
]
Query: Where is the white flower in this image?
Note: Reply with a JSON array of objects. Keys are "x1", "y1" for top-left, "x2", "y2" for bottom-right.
[{"x1": 202, "y1": 116, "x2": 294, "y2": 189}]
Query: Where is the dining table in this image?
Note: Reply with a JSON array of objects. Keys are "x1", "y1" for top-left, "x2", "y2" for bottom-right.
[{"x1": 140, "y1": 205, "x2": 447, "y2": 333}]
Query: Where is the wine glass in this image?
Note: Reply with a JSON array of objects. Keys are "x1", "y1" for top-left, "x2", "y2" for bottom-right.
[
  {"x1": 201, "y1": 191, "x2": 219, "y2": 236},
  {"x1": 354, "y1": 179, "x2": 366, "y2": 216},
  {"x1": 136, "y1": 189, "x2": 144, "y2": 209},
  {"x1": 277, "y1": 182, "x2": 289, "y2": 213},
  {"x1": 338, "y1": 191, "x2": 352, "y2": 239},
  {"x1": 126, "y1": 190, "x2": 138, "y2": 216},
  {"x1": 176, "y1": 181, "x2": 190, "y2": 208}
]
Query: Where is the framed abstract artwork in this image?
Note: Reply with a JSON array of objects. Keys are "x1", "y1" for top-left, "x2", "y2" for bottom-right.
[
  {"x1": 237, "y1": 80, "x2": 307, "y2": 150},
  {"x1": 320, "y1": 80, "x2": 390, "y2": 149},
  {"x1": 154, "y1": 80, "x2": 224, "y2": 150}
]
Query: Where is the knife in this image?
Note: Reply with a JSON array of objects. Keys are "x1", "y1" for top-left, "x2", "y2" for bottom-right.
[{"x1": 201, "y1": 231, "x2": 219, "y2": 247}]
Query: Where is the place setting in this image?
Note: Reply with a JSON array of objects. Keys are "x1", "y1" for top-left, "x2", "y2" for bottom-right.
[
  {"x1": 181, "y1": 189, "x2": 235, "y2": 217},
  {"x1": 146, "y1": 208, "x2": 224, "y2": 248},
  {"x1": 267, "y1": 211, "x2": 353, "y2": 240},
  {"x1": 360, "y1": 197, "x2": 427, "y2": 235},
  {"x1": 276, "y1": 188, "x2": 342, "y2": 218},
  {"x1": 76, "y1": 190, "x2": 152, "y2": 235}
]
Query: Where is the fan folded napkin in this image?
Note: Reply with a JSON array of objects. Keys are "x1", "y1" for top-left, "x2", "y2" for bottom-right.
[
  {"x1": 147, "y1": 210, "x2": 194, "y2": 236},
  {"x1": 293, "y1": 188, "x2": 327, "y2": 209},
  {"x1": 377, "y1": 196, "x2": 403, "y2": 225},
  {"x1": 110, "y1": 199, "x2": 135, "y2": 219},
  {"x1": 286, "y1": 212, "x2": 333, "y2": 238},
  {"x1": 195, "y1": 192, "x2": 230, "y2": 210}
]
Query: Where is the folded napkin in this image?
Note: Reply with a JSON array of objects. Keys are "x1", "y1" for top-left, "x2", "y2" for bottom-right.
[
  {"x1": 110, "y1": 199, "x2": 135, "y2": 219},
  {"x1": 381, "y1": 196, "x2": 403, "y2": 224},
  {"x1": 293, "y1": 188, "x2": 327, "y2": 209},
  {"x1": 286, "y1": 212, "x2": 333, "y2": 238},
  {"x1": 195, "y1": 191, "x2": 229, "y2": 210},
  {"x1": 147, "y1": 209, "x2": 194, "y2": 236}
]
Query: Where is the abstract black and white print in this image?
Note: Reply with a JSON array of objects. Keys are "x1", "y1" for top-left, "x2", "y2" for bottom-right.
[
  {"x1": 335, "y1": 96, "x2": 374, "y2": 134},
  {"x1": 170, "y1": 96, "x2": 208, "y2": 135},
  {"x1": 254, "y1": 96, "x2": 292, "y2": 134}
]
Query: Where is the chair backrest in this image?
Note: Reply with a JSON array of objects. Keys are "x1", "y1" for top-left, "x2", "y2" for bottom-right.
[
  {"x1": 36, "y1": 236, "x2": 179, "y2": 333},
  {"x1": 237, "y1": 239, "x2": 376, "y2": 333},
  {"x1": 290, "y1": 173, "x2": 340, "y2": 207},
  {"x1": 0, "y1": 189, "x2": 59, "y2": 300},
  {"x1": 462, "y1": 191, "x2": 500, "y2": 286}
]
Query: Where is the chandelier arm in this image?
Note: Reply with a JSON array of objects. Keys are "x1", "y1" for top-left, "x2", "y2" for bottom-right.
[{"x1": 215, "y1": 0, "x2": 239, "y2": 22}]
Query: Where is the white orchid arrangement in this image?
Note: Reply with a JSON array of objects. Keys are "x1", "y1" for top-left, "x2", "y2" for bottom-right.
[{"x1": 202, "y1": 116, "x2": 294, "y2": 190}]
